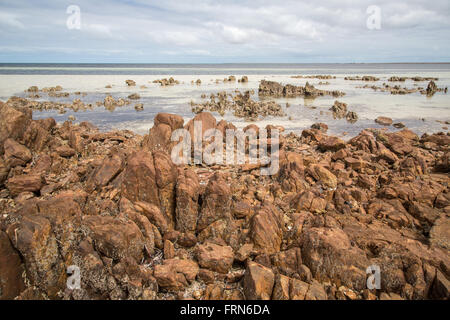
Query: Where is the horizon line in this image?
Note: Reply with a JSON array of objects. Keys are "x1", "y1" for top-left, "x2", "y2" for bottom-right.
[{"x1": 1, "y1": 62, "x2": 449, "y2": 65}]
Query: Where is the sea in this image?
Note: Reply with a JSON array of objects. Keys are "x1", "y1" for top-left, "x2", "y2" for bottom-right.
[{"x1": 0, "y1": 63, "x2": 449, "y2": 138}]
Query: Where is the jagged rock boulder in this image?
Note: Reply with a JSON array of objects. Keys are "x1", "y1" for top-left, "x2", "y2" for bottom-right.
[
  {"x1": 143, "y1": 113, "x2": 184, "y2": 154},
  {"x1": 0, "y1": 231, "x2": 26, "y2": 299},
  {"x1": 175, "y1": 168, "x2": 200, "y2": 233},
  {"x1": 82, "y1": 215, "x2": 146, "y2": 262},
  {"x1": 330, "y1": 101, "x2": 347, "y2": 119},
  {"x1": 153, "y1": 259, "x2": 199, "y2": 291},
  {"x1": 300, "y1": 227, "x2": 369, "y2": 291},
  {"x1": 3, "y1": 138, "x2": 32, "y2": 167},
  {"x1": 243, "y1": 261, "x2": 275, "y2": 300},
  {"x1": 0, "y1": 102, "x2": 31, "y2": 154},
  {"x1": 6, "y1": 174, "x2": 43, "y2": 197},
  {"x1": 6, "y1": 215, "x2": 65, "y2": 299},
  {"x1": 250, "y1": 204, "x2": 284, "y2": 255},
  {"x1": 197, "y1": 172, "x2": 232, "y2": 232},
  {"x1": 196, "y1": 242, "x2": 234, "y2": 274}
]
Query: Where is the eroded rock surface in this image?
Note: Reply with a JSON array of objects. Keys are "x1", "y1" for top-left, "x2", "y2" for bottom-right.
[{"x1": 0, "y1": 99, "x2": 448, "y2": 301}]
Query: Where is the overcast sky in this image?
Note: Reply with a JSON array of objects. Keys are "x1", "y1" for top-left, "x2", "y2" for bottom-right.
[{"x1": 0, "y1": 0, "x2": 449, "y2": 63}]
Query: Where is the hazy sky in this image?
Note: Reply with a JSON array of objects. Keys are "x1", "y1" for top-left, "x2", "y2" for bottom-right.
[{"x1": 0, "y1": 0, "x2": 449, "y2": 63}]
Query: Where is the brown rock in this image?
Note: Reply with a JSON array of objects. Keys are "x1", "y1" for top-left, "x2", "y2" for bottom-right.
[
  {"x1": 300, "y1": 227, "x2": 369, "y2": 290},
  {"x1": 196, "y1": 242, "x2": 234, "y2": 274},
  {"x1": 236, "y1": 243, "x2": 254, "y2": 262},
  {"x1": 434, "y1": 152, "x2": 449, "y2": 173},
  {"x1": 197, "y1": 173, "x2": 232, "y2": 232},
  {"x1": 232, "y1": 201, "x2": 253, "y2": 219},
  {"x1": 153, "y1": 151, "x2": 178, "y2": 230},
  {"x1": 121, "y1": 151, "x2": 159, "y2": 206},
  {"x1": 164, "y1": 240, "x2": 175, "y2": 259},
  {"x1": 143, "y1": 113, "x2": 185, "y2": 154},
  {"x1": 135, "y1": 201, "x2": 170, "y2": 235},
  {"x1": 216, "y1": 119, "x2": 237, "y2": 136},
  {"x1": 278, "y1": 151, "x2": 305, "y2": 193},
  {"x1": 86, "y1": 151, "x2": 125, "y2": 190},
  {"x1": 344, "y1": 157, "x2": 366, "y2": 171},
  {"x1": 128, "y1": 93, "x2": 140, "y2": 100},
  {"x1": 318, "y1": 136, "x2": 346, "y2": 152},
  {"x1": 243, "y1": 261, "x2": 275, "y2": 300},
  {"x1": 330, "y1": 101, "x2": 347, "y2": 119},
  {"x1": 83, "y1": 215, "x2": 145, "y2": 262},
  {"x1": 4, "y1": 138, "x2": 32, "y2": 167},
  {"x1": 311, "y1": 123, "x2": 328, "y2": 133},
  {"x1": 185, "y1": 112, "x2": 217, "y2": 140},
  {"x1": 0, "y1": 231, "x2": 26, "y2": 299},
  {"x1": 198, "y1": 268, "x2": 215, "y2": 284},
  {"x1": 0, "y1": 102, "x2": 31, "y2": 154},
  {"x1": 153, "y1": 258, "x2": 199, "y2": 291},
  {"x1": 375, "y1": 116, "x2": 393, "y2": 126},
  {"x1": 429, "y1": 217, "x2": 450, "y2": 250},
  {"x1": 250, "y1": 204, "x2": 284, "y2": 255},
  {"x1": 35, "y1": 193, "x2": 83, "y2": 259},
  {"x1": 55, "y1": 145, "x2": 76, "y2": 158},
  {"x1": 144, "y1": 122, "x2": 173, "y2": 153},
  {"x1": 431, "y1": 270, "x2": 450, "y2": 299},
  {"x1": 0, "y1": 157, "x2": 9, "y2": 185},
  {"x1": 68, "y1": 129, "x2": 85, "y2": 153},
  {"x1": 426, "y1": 80, "x2": 438, "y2": 96},
  {"x1": 154, "y1": 113, "x2": 184, "y2": 131},
  {"x1": 35, "y1": 118, "x2": 56, "y2": 132},
  {"x1": 308, "y1": 164, "x2": 337, "y2": 189},
  {"x1": 290, "y1": 278, "x2": 310, "y2": 300},
  {"x1": 305, "y1": 280, "x2": 328, "y2": 300},
  {"x1": 271, "y1": 247, "x2": 302, "y2": 277},
  {"x1": 6, "y1": 215, "x2": 65, "y2": 299},
  {"x1": 272, "y1": 274, "x2": 290, "y2": 300},
  {"x1": 6, "y1": 174, "x2": 43, "y2": 197}
]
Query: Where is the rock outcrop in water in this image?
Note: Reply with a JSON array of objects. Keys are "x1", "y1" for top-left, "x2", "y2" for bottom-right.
[
  {"x1": 5, "y1": 94, "x2": 138, "y2": 114},
  {"x1": 258, "y1": 80, "x2": 345, "y2": 98},
  {"x1": 291, "y1": 75, "x2": 336, "y2": 80},
  {"x1": 360, "y1": 81, "x2": 447, "y2": 96},
  {"x1": 329, "y1": 101, "x2": 359, "y2": 123},
  {"x1": 375, "y1": 116, "x2": 393, "y2": 126},
  {"x1": 153, "y1": 78, "x2": 180, "y2": 86},
  {"x1": 191, "y1": 90, "x2": 285, "y2": 121},
  {"x1": 0, "y1": 98, "x2": 449, "y2": 301},
  {"x1": 344, "y1": 76, "x2": 380, "y2": 81},
  {"x1": 388, "y1": 76, "x2": 439, "y2": 82}
]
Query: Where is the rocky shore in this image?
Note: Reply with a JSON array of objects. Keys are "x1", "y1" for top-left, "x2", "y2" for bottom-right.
[
  {"x1": 0, "y1": 96, "x2": 449, "y2": 301},
  {"x1": 360, "y1": 80, "x2": 448, "y2": 96}
]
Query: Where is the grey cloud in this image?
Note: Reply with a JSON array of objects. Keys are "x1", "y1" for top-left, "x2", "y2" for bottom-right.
[{"x1": 0, "y1": 0, "x2": 449, "y2": 62}]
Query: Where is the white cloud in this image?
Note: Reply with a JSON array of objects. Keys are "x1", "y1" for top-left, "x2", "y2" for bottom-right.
[
  {"x1": 0, "y1": 12, "x2": 25, "y2": 29},
  {"x1": 387, "y1": 9, "x2": 442, "y2": 28},
  {"x1": 148, "y1": 30, "x2": 202, "y2": 46},
  {"x1": 83, "y1": 23, "x2": 115, "y2": 38}
]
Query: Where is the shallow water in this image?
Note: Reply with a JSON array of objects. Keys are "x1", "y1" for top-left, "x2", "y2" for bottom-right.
[{"x1": 0, "y1": 63, "x2": 449, "y2": 138}]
